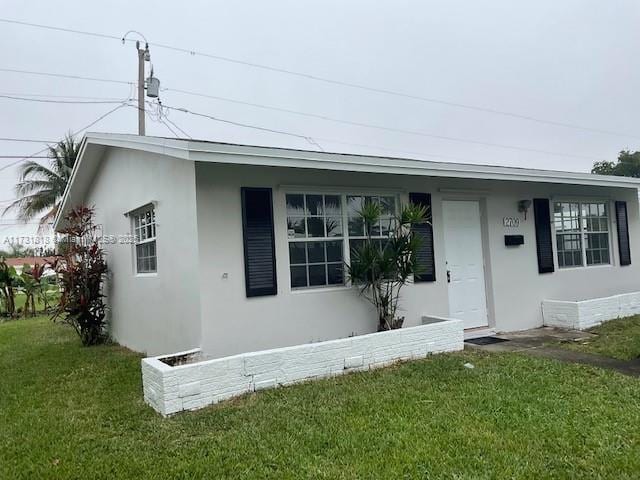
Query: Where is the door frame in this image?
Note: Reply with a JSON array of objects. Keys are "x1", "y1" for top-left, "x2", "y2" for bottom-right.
[{"x1": 440, "y1": 196, "x2": 495, "y2": 330}]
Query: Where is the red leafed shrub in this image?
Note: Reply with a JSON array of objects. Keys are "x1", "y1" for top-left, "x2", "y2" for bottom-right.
[{"x1": 52, "y1": 206, "x2": 108, "y2": 346}]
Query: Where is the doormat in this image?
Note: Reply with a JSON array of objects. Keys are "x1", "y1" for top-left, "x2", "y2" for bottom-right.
[{"x1": 465, "y1": 336, "x2": 510, "y2": 346}]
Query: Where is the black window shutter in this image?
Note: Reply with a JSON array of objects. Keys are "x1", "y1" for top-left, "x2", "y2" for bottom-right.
[
  {"x1": 533, "y1": 198, "x2": 554, "y2": 274},
  {"x1": 241, "y1": 187, "x2": 277, "y2": 297},
  {"x1": 409, "y1": 192, "x2": 436, "y2": 282},
  {"x1": 615, "y1": 201, "x2": 631, "y2": 266}
]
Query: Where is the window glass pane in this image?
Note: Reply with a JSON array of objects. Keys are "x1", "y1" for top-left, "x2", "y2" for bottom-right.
[
  {"x1": 286, "y1": 194, "x2": 305, "y2": 215},
  {"x1": 324, "y1": 195, "x2": 341, "y2": 216},
  {"x1": 367, "y1": 221, "x2": 381, "y2": 237},
  {"x1": 289, "y1": 243, "x2": 306, "y2": 264},
  {"x1": 573, "y1": 251, "x2": 582, "y2": 266},
  {"x1": 287, "y1": 217, "x2": 306, "y2": 238},
  {"x1": 149, "y1": 256, "x2": 157, "y2": 272},
  {"x1": 556, "y1": 233, "x2": 582, "y2": 268},
  {"x1": 326, "y1": 240, "x2": 343, "y2": 262},
  {"x1": 380, "y1": 217, "x2": 395, "y2": 237},
  {"x1": 350, "y1": 239, "x2": 365, "y2": 256},
  {"x1": 585, "y1": 233, "x2": 609, "y2": 266},
  {"x1": 347, "y1": 196, "x2": 364, "y2": 236},
  {"x1": 307, "y1": 242, "x2": 326, "y2": 263},
  {"x1": 307, "y1": 217, "x2": 324, "y2": 237},
  {"x1": 308, "y1": 265, "x2": 326, "y2": 286},
  {"x1": 347, "y1": 195, "x2": 363, "y2": 214},
  {"x1": 380, "y1": 196, "x2": 395, "y2": 216},
  {"x1": 327, "y1": 264, "x2": 343, "y2": 285},
  {"x1": 306, "y1": 195, "x2": 323, "y2": 216},
  {"x1": 348, "y1": 216, "x2": 364, "y2": 237},
  {"x1": 290, "y1": 266, "x2": 307, "y2": 288},
  {"x1": 325, "y1": 217, "x2": 342, "y2": 237}
]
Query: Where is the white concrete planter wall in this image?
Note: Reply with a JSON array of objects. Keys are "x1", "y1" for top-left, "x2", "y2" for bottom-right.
[
  {"x1": 142, "y1": 318, "x2": 463, "y2": 416},
  {"x1": 542, "y1": 291, "x2": 640, "y2": 330}
]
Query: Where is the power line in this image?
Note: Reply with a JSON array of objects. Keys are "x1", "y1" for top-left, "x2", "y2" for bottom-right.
[
  {"x1": 160, "y1": 102, "x2": 600, "y2": 161},
  {"x1": 163, "y1": 116, "x2": 192, "y2": 139},
  {"x1": 0, "y1": 102, "x2": 131, "y2": 173},
  {"x1": 158, "y1": 104, "x2": 313, "y2": 142},
  {"x1": 1, "y1": 17, "x2": 638, "y2": 140},
  {"x1": 0, "y1": 138, "x2": 57, "y2": 143},
  {"x1": 0, "y1": 17, "x2": 122, "y2": 41},
  {"x1": 158, "y1": 118, "x2": 180, "y2": 137},
  {"x1": 164, "y1": 88, "x2": 604, "y2": 160},
  {"x1": 0, "y1": 62, "x2": 603, "y2": 162},
  {"x1": 0, "y1": 91, "x2": 129, "y2": 101},
  {"x1": 0, "y1": 67, "x2": 134, "y2": 86},
  {"x1": 143, "y1": 101, "x2": 502, "y2": 164},
  {"x1": 0, "y1": 64, "x2": 625, "y2": 161},
  {"x1": 0, "y1": 94, "x2": 132, "y2": 105}
]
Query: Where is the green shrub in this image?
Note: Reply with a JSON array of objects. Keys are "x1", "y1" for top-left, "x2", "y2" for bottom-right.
[{"x1": 52, "y1": 206, "x2": 108, "y2": 346}]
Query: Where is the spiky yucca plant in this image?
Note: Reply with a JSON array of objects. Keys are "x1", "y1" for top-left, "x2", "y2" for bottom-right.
[{"x1": 347, "y1": 201, "x2": 428, "y2": 331}]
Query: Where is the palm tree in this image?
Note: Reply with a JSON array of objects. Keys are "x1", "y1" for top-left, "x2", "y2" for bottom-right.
[{"x1": 3, "y1": 134, "x2": 80, "y2": 231}]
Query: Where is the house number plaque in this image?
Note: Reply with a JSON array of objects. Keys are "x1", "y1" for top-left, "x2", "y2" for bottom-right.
[{"x1": 503, "y1": 217, "x2": 520, "y2": 228}]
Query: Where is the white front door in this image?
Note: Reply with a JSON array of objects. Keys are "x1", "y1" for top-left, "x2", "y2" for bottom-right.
[{"x1": 442, "y1": 200, "x2": 489, "y2": 329}]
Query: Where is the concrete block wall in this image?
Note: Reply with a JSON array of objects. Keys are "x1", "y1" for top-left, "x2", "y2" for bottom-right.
[
  {"x1": 142, "y1": 319, "x2": 463, "y2": 416},
  {"x1": 542, "y1": 291, "x2": 640, "y2": 330}
]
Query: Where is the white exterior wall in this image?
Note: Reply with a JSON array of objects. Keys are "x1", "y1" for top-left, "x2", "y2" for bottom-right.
[
  {"x1": 142, "y1": 319, "x2": 463, "y2": 416},
  {"x1": 84, "y1": 148, "x2": 201, "y2": 355},
  {"x1": 196, "y1": 163, "x2": 640, "y2": 357}
]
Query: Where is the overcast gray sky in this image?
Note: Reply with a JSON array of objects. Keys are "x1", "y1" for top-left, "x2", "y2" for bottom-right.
[{"x1": 1, "y1": 0, "x2": 640, "y2": 244}]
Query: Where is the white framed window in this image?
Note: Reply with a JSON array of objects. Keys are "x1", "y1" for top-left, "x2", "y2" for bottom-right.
[
  {"x1": 285, "y1": 192, "x2": 398, "y2": 289},
  {"x1": 286, "y1": 194, "x2": 344, "y2": 288},
  {"x1": 553, "y1": 201, "x2": 610, "y2": 268},
  {"x1": 131, "y1": 205, "x2": 157, "y2": 274}
]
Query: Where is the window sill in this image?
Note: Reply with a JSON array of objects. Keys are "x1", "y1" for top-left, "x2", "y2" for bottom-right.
[
  {"x1": 290, "y1": 285, "x2": 354, "y2": 295},
  {"x1": 557, "y1": 264, "x2": 613, "y2": 272},
  {"x1": 135, "y1": 272, "x2": 158, "y2": 278}
]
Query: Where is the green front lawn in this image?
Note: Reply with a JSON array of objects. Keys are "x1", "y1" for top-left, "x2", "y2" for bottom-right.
[
  {"x1": 559, "y1": 315, "x2": 640, "y2": 361},
  {"x1": 1, "y1": 317, "x2": 640, "y2": 479}
]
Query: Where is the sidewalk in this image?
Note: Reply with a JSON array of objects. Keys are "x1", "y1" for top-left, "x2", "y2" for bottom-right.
[{"x1": 465, "y1": 327, "x2": 640, "y2": 377}]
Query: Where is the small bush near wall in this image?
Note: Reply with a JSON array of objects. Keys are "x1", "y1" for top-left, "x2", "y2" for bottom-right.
[{"x1": 52, "y1": 206, "x2": 108, "y2": 346}]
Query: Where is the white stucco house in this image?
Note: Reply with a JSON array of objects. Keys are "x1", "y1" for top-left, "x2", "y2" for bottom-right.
[{"x1": 54, "y1": 133, "x2": 640, "y2": 357}]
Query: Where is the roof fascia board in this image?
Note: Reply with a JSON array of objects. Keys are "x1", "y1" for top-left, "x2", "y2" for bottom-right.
[{"x1": 187, "y1": 148, "x2": 640, "y2": 189}]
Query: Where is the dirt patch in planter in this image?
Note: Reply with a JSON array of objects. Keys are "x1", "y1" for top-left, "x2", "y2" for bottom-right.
[{"x1": 159, "y1": 352, "x2": 202, "y2": 367}]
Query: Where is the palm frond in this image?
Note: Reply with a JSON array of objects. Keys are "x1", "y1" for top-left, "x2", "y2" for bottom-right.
[{"x1": 3, "y1": 134, "x2": 79, "y2": 222}]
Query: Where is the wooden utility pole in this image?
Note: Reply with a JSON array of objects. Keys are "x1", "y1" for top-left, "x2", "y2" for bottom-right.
[{"x1": 136, "y1": 41, "x2": 146, "y2": 136}]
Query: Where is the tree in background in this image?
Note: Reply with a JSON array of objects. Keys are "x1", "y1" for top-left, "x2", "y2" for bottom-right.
[
  {"x1": 53, "y1": 206, "x2": 107, "y2": 346},
  {"x1": 17, "y1": 266, "x2": 38, "y2": 317},
  {"x1": 592, "y1": 151, "x2": 640, "y2": 177},
  {"x1": 3, "y1": 134, "x2": 80, "y2": 231},
  {"x1": 0, "y1": 243, "x2": 35, "y2": 258}
]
